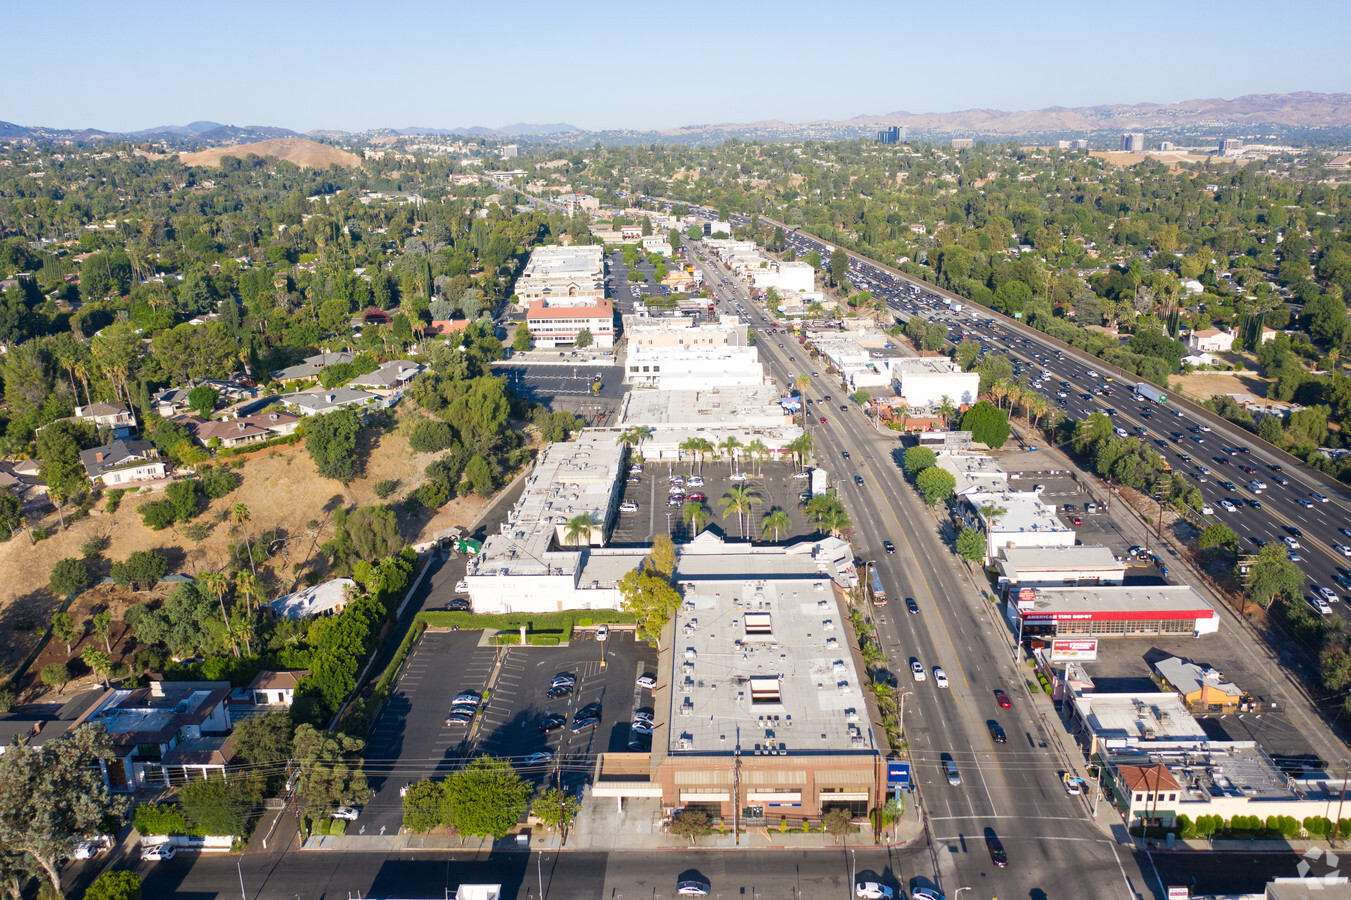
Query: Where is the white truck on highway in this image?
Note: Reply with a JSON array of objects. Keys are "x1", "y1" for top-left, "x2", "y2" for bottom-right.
[{"x1": 1134, "y1": 382, "x2": 1168, "y2": 404}]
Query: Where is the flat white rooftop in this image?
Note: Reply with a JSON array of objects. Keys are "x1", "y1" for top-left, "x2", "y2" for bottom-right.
[
  {"x1": 998, "y1": 545, "x2": 1122, "y2": 572},
  {"x1": 1072, "y1": 691, "x2": 1209, "y2": 744},
  {"x1": 664, "y1": 571, "x2": 876, "y2": 757},
  {"x1": 1020, "y1": 585, "x2": 1216, "y2": 617},
  {"x1": 617, "y1": 386, "x2": 789, "y2": 427},
  {"x1": 969, "y1": 490, "x2": 1072, "y2": 536}
]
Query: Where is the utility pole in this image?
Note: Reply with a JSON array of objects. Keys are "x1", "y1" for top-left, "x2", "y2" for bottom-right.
[
  {"x1": 733, "y1": 728, "x2": 742, "y2": 846},
  {"x1": 1336, "y1": 769, "x2": 1349, "y2": 842}
]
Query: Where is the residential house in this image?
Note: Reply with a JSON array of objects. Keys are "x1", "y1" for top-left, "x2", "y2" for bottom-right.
[
  {"x1": 79, "y1": 440, "x2": 166, "y2": 486},
  {"x1": 74, "y1": 402, "x2": 137, "y2": 439},
  {"x1": 0, "y1": 691, "x2": 106, "y2": 754},
  {"x1": 269, "y1": 577, "x2": 356, "y2": 619},
  {"x1": 1152, "y1": 656, "x2": 1245, "y2": 713},
  {"x1": 0, "y1": 459, "x2": 48, "y2": 509},
  {"x1": 279, "y1": 387, "x2": 379, "y2": 417},
  {"x1": 227, "y1": 670, "x2": 308, "y2": 723},
  {"x1": 348, "y1": 359, "x2": 425, "y2": 392},
  {"x1": 70, "y1": 681, "x2": 234, "y2": 790},
  {"x1": 426, "y1": 318, "x2": 473, "y2": 337},
  {"x1": 191, "y1": 410, "x2": 300, "y2": 450},
  {"x1": 271, "y1": 351, "x2": 357, "y2": 385},
  {"x1": 1187, "y1": 328, "x2": 1235, "y2": 354},
  {"x1": 154, "y1": 380, "x2": 258, "y2": 417}
]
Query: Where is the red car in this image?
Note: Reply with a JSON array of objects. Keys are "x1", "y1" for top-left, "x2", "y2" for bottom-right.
[
  {"x1": 1070, "y1": 516, "x2": 1082, "y2": 526},
  {"x1": 819, "y1": 417, "x2": 828, "y2": 424},
  {"x1": 995, "y1": 690, "x2": 1011, "y2": 709}
]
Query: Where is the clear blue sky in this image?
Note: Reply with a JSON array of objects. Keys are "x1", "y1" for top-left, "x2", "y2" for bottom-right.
[{"x1": 6, "y1": 0, "x2": 1349, "y2": 133}]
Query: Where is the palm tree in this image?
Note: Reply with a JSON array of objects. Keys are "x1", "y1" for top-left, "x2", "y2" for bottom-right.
[
  {"x1": 692, "y1": 437, "x2": 715, "y2": 474},
  {"x1": 894, "y1": 402, "x2": 909, "y2": 432},
  {"x1": 744, "y1": 439, "x2": 768, "y2": 476},
  {"x1": 682, "y1": 500, "x2": 710, "y2": 539},
  {"x1": 761, "y1": 508, "x2": 791, "y2": 543},
  {"x1": 978, "y1": 503, "x2": 1008, "y2": 531},
  {"x1": 230, "y1": 503, "x2": 257, "y2": 578},
  {"x1": 786, "y1": 433, "x2": 814, "y2": 470},
  {"x1": 720, "y1": 437, "x2": 743, "y2": 474},
  {"x1": 678, "y1": 438, "x2": 701, "y2": 475},
  {"x1": 718, "y1": 487, "x2": 762, "y2": 540},
  {"x1": 564, "y1": 513, "x2": 599, "y2": 547},
  {"x1": 234, "y1": 570, "x2": 265, "y2": 617},
  {"x1": 198, "y1": 571, "x2": 238, "y2": 657},
  {"x1": 938, "y1": 395, "x2": 957, "y2": 429}
]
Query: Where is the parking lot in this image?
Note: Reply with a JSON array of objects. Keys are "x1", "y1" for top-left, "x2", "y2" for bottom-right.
[
  {"x1": 496, "y1": 363, "x2": 626, "y2": 423},
  {"x1": 1077, "y1": 634, "x2": 1322, "y2": 769},
  {"x1": 610, "y1": 459, "x2": 825, "y2": 546},
  {"x1": 476, "y1": 631, "x2": 660, "y2": 786}
]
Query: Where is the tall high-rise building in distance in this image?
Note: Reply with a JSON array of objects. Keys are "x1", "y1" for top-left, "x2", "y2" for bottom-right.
[
  {"x1": 876, "y1": 125, "x2": 906, "y2": 144},
  {"x1": 1120, "y1": 133, "x2": 1146, "y2": 152}
]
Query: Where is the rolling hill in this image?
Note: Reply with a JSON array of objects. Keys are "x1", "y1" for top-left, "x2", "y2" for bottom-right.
[{"x1": 177, "y1": 138, "x2": 361, "y2": 169}]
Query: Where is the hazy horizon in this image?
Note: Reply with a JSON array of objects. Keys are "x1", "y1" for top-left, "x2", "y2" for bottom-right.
[{"x1": 5, "y1": 0, "x2": 1350, "y2": 133}]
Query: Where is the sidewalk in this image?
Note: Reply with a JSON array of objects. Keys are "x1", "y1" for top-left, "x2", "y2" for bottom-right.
[{"x1": 303, "y1": 787, "x2": 927, "y2": 853}]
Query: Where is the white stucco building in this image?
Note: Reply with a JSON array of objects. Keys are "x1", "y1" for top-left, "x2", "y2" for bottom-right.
[
  {"x1": 625, "y1": 345, "x2": 765, "y2": 389},
  {"x1": 961, "y1": 489, "x2": 1075, "y2": 562},
  {"x1": 891, "y1": 357, "x2": 980, "y2": 408}
]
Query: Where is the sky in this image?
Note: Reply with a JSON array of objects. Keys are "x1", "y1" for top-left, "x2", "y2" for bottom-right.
[{"x1": 5, "y1": 0, "x2": 1350, "y2": 133}]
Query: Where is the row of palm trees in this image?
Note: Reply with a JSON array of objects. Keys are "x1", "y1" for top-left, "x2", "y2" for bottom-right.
[
  {"x1": 987, "y1": 378, "x2": 1056, "y2": 432},
  {"x1": 617, "y1": 427, "x2": 816, "y2": 477}
]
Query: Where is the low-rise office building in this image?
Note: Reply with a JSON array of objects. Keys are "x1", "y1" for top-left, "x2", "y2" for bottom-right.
[
  {"x1": 526, "y1": 298, "x2": 615, "y2": 348},
  {"x1": 891, "y1": 357, "x2": 979, "y2": 408},
  {"x1": 1007, "y1": 584, "x2": 1219, "y2": 639},
  {"x1": 624, "y1": 345, "x2": 764, "y2": 390},
  {"x1": 994, "y1": 546, "x2": 1125, "y2": 592},
  {"x1": 515, "y1": 245, "x2": 606, "y2": 306},
  {"x1": 960, "y1": 490, "x2": 1075, "y2": 562},
  {"x1": 935, "y1": 452, "x2": 1009, "y2": 496}
]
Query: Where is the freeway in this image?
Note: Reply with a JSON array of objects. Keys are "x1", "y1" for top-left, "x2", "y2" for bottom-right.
[
  {"x1": 763, "y1": 222, "x2": 1351, "y2": 630},
  {"x1": 684, "y1": 241, "x2": 1155, "y2": 900}
]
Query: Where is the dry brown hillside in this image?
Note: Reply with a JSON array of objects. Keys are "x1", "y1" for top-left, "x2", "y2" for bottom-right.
[{"x1": 178, "y1": 138, "x2": 361, "y2": 169}]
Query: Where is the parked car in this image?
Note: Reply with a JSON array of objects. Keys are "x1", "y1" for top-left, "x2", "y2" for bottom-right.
[
  {"x1": 142, "y1": 843, "x2": 177, "y2": 861},
  {"x1": 454, "y1": 580, "x2": 469, "y2": 593},
  {"x1": 332, "y1": 806, "x2": 361, "y2": 821},
  {"x1": 523, "y1": 751, "x2": 554, "y2": 766},
  {"x1": 677, "y1": 880, "x2": 711, "y2": 896},
  {"x1": 854, "y1": 883, "x2": 894, "y2": 900},
  {"x1": 1063, "y1": 773, "x2": 1086, "y2": 795},
  {"x1": 539, "y1": 714, "x2": 566, "y2": 732},
  {"x1": 637, "y1": 674, "x2": 657, "y2": 690}
]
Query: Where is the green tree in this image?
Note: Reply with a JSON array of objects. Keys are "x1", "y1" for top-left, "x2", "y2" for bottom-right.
[
  {"x1": 49, "y1": 557, "x2": 90, "y2": 598},
  {"x1": 187, "y1": 385, "x2": 219, "y2": 418},
  {"x1": 1243, "y1": 541, "x2": 1305, "y2": 609},
  {"x1": 619, "y1": 567, "x2": 683, "y2": 646},
  {"x1": 915, "y1": 467, "x2": 956, "y2": 506},
  {"x1": 718, "y1": 486, "x2": 762, "y2": 539},
  {"x1": 0, "y1": 486, "x2": 23, "y2": 541},
  {"x1": 51, "y1": 611, "x2": 78, "y2": 655},
  {"x1": 401, "y1": 779, "x2": 445, "y2": 833},
  {"x1": 178, "y1": 773, "x2": 261, "y2": 837},
  {"x1": 954, "y1": 339, "x2": 980, "y2": 371},
  {"x1": 0, "y1": 725, "x2": 127, "y2": 896},
  {"x1": 682, "y1": 500, "x2": 710, "y2": 537},
  {"x1": 92, "y1": 609, "x2": 113, "y2": 654},
  {"x1": 36, "y1": 420, "x2": 95, "y2": 530},
  {"x1": 306, "y1": 407, "x2": 363, "y2": 483},
  {"x1": 574, "y1": 328, "x2": 594, "y2": 349},
  {"x1": 823, "y1": 807, "x2": 852, "y2": 843},
  {"x1": 442, "y1": 756, "x2": 531, "y2": 840},
  {"x1": 649, "y1": 533, "x2": 677, "y2": 578},
  {"x1": 564, "y1": 513, "x2": 599, "y2": 547},
  {"x1": 828, "y1": 248, "x2": 849, "y2": 287},
  {"x1": 761, "y1": 508, "x2": 792, "y2": 542},
  {"x1": 533, "y1": 787, "x2": 581, "y2": 834},
  {"x1": 956, "y1": 527, "x2": 986, "y2": 561},
  {"x1": 231, "y1": 709, "x2": 295, "y2": 767},
  {"x1": 291, "y1": 725, "x2": 371, "y2": 815},
  {"x1": 81, "y1": 647, "x2": 111, "y2": 686},
  {"x1": 39, "y1": 662, "x2": 71, "y2": 693},
  {"x1": 512, "y1": 325, "x2": 532, "y2": 352},
  {"x1": 1198, "y1": 523, "x2": 1239, "y2": 556},
  {"x1": 465, "y1": 455, "x2": 495, "y2": 496},
  {"x1": 84, "y1": 870, "x2": 142, "y2": 900},
  {"x1": 670, "y1": 810, "x2": 712, "y2": 844},
  {"x1": 902, "y1": 446, "x2": 936, "y2": 478},
  {"x1": 961, "y1": 400, "x2": 1011, "y2": 449}
]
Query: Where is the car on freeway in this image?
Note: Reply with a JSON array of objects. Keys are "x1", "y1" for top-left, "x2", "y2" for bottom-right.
[
  {"x1": 1289, "y1": 551, "x2": 1303, "y2": 562},
  {"x1": 1247, "y1": 499, "x2": 1262, "y2": 509},
  {"x1": 1220, "y1": 500, "x2": 1236, "y2": 512},
  {"x1": 1336, "y1": 545, "x2": 1351, "y2": 557},
  {"x1": 1298, "y1": 499, "x2": 1316, "y2": 508},
  {"x1": 884, "y1": 541, "x2": 895, "y2": 554},
  {"x1": 1285, "y1": 536, "x2": 1301, "y2": 549},
  {"x1": 1313, "y1": 492, "x2": 1330, "y2": 502},
  {"x1": 910, "y1": 659, "x2": 926, "y2": 681},
  {"x1": 933, "y1": 667, "x2": 949, "y2": 688},
  {"x1": 995, "y1": 690, "x2": 1011, "y2": 708},
  {"x1": 1319, "y1": 587, "x2": 1339, "y2": 604},
  {"x1": 1311, "y1": 595, "x2": 1334, "y2": 615}
]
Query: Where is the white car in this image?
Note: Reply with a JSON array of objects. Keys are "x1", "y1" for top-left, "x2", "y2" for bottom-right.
[
  {"x1": 332, "y1": 806, "x2": 361, "y2": 821},
  {"x1": 1319, "y1": 587, "x2": 1339, "y2": 604},
  {"x1": 619, "y1": 501, "x2": 638, "y2": 513},
  {"x1": 1311, "y1": 595, "x2": 1334, "y2": 616},
  {"x1": 454, "y1": 580, "x2": 469, "y2": 593},
  {"x1": 1220, "y1": 500, "x2": 1236, "y2": 512},
  {"x1": 687, "y1": 476, "x2": 704, "y2": 487},
  {"x1": 676, "y1": 880, "x2": 711, "y2": 896},
  {"x1": 910, "y1": 660, "x2": 926, "y2": 682},
  {"x1": 729, "y1": 472, "x2": 748, "y2": 482},
  {"x1": 142, "y1": 843, "x2": 177, "y2": 861},
  {"x1": 1284, "y1": 536, "x2": 1301, "y2": 549},
  {"x1": 1313, "y1": 492, "x2": 1329, "y2": 502},
  {"x1": 791, "y1": 471, "x2": 810, "y2": 480},
  {"x1": 1337, "y1": 545, "x2": 1351, "y2": 557},
  {"x1": 855, "y1": 883, "x2": 895, "y2": 900},
  {"x1": 637, "y1": 674, "x2": 657, "y2": 690},
  {"x1": 74, "y1": 836, "x2": 111, "y2": 859},
  {"x1": 933, "y1": 667, "x2": 949, "y2": 688}
]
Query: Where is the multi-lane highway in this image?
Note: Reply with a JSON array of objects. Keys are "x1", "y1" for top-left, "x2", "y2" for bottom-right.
[
  {"x1": 673, "y1": 205, "x2": 1351, "y2": 628},
  {"x1": 684, "y1": 240, "x2": 1155, "y2": 900}
]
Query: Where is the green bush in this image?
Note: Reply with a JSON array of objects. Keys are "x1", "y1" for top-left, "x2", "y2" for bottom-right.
[
  {"x1": 217, "y1": 433, "x2": 301, "y2": 458},
  {"x1": 526, "y1": 635, "x2": 561, "y2": 646},
  {"x1": 104, "y1": 488, "x2": 128, "y2": 513},
  {"x1": 137, "y1": 499, "x2": 178, "y2": 530},
  {"x1": 492, "y1": 633, "x2": 521, "y2": 645},
  {"x1": 199, "y1": 465, "x2": 242, "y2": 499},
  {"x1": 134, "y1": 803, "x2": 198, "y2": 836}
]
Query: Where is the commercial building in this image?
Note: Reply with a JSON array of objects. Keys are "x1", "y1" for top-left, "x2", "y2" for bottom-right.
[
  {"x1": 1152, "y1": 656, "x2": 1244, "y2": 713},
  {"x1": 994, "y1": 545, "x2": 1125, "y2": 592},
  {"x1": 750, "y1": 261, "x2": 816, "y2": 298},
  {"x1": 810, "y1": 335, "x2": 896, "y2": 391},
  {"x1": 960, "y1": 489, "x2": 1075, "y2": 562},
  {"x1": 514, "y1": 245, "x2": 606, "y2": 306},
  {"x1": 950, "y1": 138, "x2": 974, "y2": 149},
  {"x1": 526, "y1": 298, "x2": 615, "y2": 348},
  {"x1": 613, "y1": 387, "x2": 804, "y2": 462},
  {"x1": 587, "y1": 541, "x2": 883, "y2": 822},
  {"x1": 624, "y1": 345, "x2": 765, "y2": 390},
  {"x1": 890, "y1": 357, "x2": 979, "y2": 408},
  {"x1": 1006, "y1": 584, "x2": 1219, "y2": 639},
  {"x1": 1120, "y1": 133, "x2": 1146, "y2": 152},
  {"x1": 876, "y1": 126, "x2": 905, "y2": 144},
  {"x1": 624, "y1": 315, "x2": 749, "y2": 350},
  {"x1": 934, "y1": 452, "x2": 1009, "y2": 496},
  {"x1": 1065, "y1": 690, "x2": 1210, "y2": 756}
]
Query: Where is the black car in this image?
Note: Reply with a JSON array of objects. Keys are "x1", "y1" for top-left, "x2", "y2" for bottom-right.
[
  {"x1": 884, "y1": 541, "x2": 895, "y2": 554},
  {"x1": 444, "y1": 599, "x2": 471, "y2": 612},
  {"x1": 539, "y1": 714, "x2": 566, "y2": 732},
  {"x1": 546, "y1": 685, "x2": 573, "y2": 699},
  {"x1": 987, "y1": 836, "x2": 1008, "y2": 868},
  {"x1": 576, "y1": 702, "x2": 601, "y2": 718},
  {"x1": 906, "y1": 597, "x2": 919, "y2": 614},
  {"x1": 1287, "y1": 527, "x2": 1303, "y2": 537},
  {"x1": 988, "y1": 721, "x2": 1007, "y2": 743}
]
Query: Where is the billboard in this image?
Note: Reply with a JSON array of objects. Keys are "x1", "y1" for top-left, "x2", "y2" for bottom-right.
[{"x1": 1049, "y1": 639, "x2": 1099, "y2": 662}]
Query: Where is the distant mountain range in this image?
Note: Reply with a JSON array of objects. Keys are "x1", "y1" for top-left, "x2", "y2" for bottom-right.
[{"x1": 1, "y1": 93, "x2": 1349, "y2": 146}]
